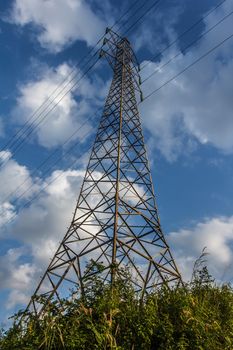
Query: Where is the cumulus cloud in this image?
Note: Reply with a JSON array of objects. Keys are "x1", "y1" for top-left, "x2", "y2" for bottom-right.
[
  {"x1": 139, "y1": 1, "x2": 233, "y2": 161},
  {"x1": 0, "y1": 247, "x2": 36, "y2": 309},
  {"x1": 0, "y1": 163, "x2": 85, "y2": 309},
  {"x1": 9, "y1": 0, "x2": 107, "y2": 52},
  {"x1": 1, "y1": 152, "x2": 233, "y2": 310},
  {"x1": 2, "y1": 0, "x2": 233, "y2": 309},
  {"x1": 0, "y1": 148, "x2": 161, "y2": 310},
  {"x1": 7, "y1": 290, "x2": 30, "y2": 310},
  {"x1": 13, "y1": 62, "x2": 105, "y2": 148},
  {"x1": 0, "y1": 150, "x2": 35, "y2": 202},
  {"x1": 0, "y1": 150, "x2": 39, "y2": 238},
  {"x1": 168, "y1": 216, "x2": 233, "y2": 282},
  {"x1": 0, "y1": 202, "x2": 15, "y2": 227},
  {"x1": 11, "y1": 169, "x2": 84, "y2": 262},
  {"x1": 133, "y1": 1, "x2": 182, "y2": 54}
]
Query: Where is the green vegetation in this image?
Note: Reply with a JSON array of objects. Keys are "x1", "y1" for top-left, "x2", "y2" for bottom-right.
[{"x1": 1, "y1": 259, "x2": 233, "y2": 350}]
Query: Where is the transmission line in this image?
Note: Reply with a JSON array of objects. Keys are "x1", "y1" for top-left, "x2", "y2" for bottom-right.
[
  {"x1": 2, "y1": 30, "x2": 233, "y2": 231},
  {"x1": 0, "y1": 0, "x2": 161, "y2": 178},
  {"x1": 0, "y1": 0, "x2": 147, "y2": 157},
  {"x1": 0, "y1": 0, "x2": 164, "y2": 196},
  {"x1": 0, "y1": 109, "x2": 102, "y2": 205},
  {"x1": 140, "y1": 0, "x2": 227, "y2": 70},
  {"x1": 4, "y1": 0, "x2": 227, "y2": 213},
  {"x1": 142, "y1": 31, "x2": 233, "y2": 101},
  {"x1": 124, "y1": 0, "x2": 161, "y2": 35},
  {"x1": 2, "y1": 0, "x2": 225, "y2": 163},
  {"x1": 141, "y1": 8, "x2": 233, "y2": 84},
  {"x1": 3, "y1": 128, "x2": 94, "y2": 231},
  {"x1": 0, "y1": 56, "x2": 100, "y2": 168},
  {"x1": 2, "y1": 0, "x2": 144, "y2": 154},
  {"x1": 115, "y1": 0, "x2": 149, "y2": 33},
  {"x1": 1, "y1": 1, "x2": 229, "y2": 208},
  {"x1": 2, "y1": 49, "x2": 99, "y2": 154},
  {"x1": 2, "y1": 113, "x2": 102, "y2": 211}
]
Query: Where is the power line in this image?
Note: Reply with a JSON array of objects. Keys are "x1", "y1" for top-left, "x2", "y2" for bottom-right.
[
  {"x1": 1, "y1": 0, "x2": 145, "y2": 152},
  {"x1": 0, "y1": 0, "x2": 164, "y2": 193},
  {"x1": 7, "y1": 0, "x2": 230, "y2": 224},
  {"x1": 3, "y1": 129, "x2": 95, "y2": 231},
  {"x1": 1, "y1": 47, "x2": 100, "y2": 154},
  {"x1": 115, "y1": 0, "x2": 149, "y2": 33},
  {"x1": 0, "y1": 56, "x2": 100, "y2": 168},
  {"x1": 142, "y1": 8, "x2": 233, "y2": 84},
  {"x1": 124, "y1": 0, "x2": 161, "y2": 36},
  {"x1": 0, "y1": 0, "x2": 145, "y2": 154},
  {"x1": 5, "y1": 53, "x2": 100, "y2": 154},
  {"x1": 142, "y1": 31, "x2": 233, "y2": 101},
  {"x1": 108, "y1": 0, "x2": 145, "y2": 32},
  {"x1": 140, "y1": 0, "x2": 227, "y2": 70},
  {"x1": 2, "y1": 7, "x2": 230, "y2": 208},
  {"x1": 1, "y1": 0, "x2": 224, "y2": 165},
  {"x1": 3, "y1": 114, "x2": 102, "y2": 211},
  {"x1": 21, "y1": 30, "x2": 183, "y2": 315},
  {"x1": 1, "y1": 108, "x2": 102, "y2": 205},
  {"x1": 3, "y1": 30, "x2": 233, "y2": 230}
]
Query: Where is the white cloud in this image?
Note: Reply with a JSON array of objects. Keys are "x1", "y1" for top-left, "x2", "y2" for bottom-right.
[
  {"x1": 0, "y1": 151, "x2": 39, "y2": 236},
  {"x1": 11, "y1": 169, "x2": 85, "y2": 263},
  {"x1": 0, "y1": 150, "x2": 11, "y2": 163},
  {"x1": 0, "y1": 247, "x2": 36, "y2": 308},
  {"x1": 0, "y1": 202, "x2": 15, "y2": 227},
  {"x1": 1, "y1": 154, "x2": 233, "y2": 310},
  {"x1": 7, "y1": 290, "x2": 30, "y2": 310},
  {"x1": 133, "y1": 1, "x2": 182, "y2": 54},
  {"x1": 0, "y1": 150, "x2": 157, "y2": 309},
  {"x1": 10, "y1": 168, "x2": 146, "y2": 258},
  {"x1": 13, "y1": 62, "x2": 105, "y2": 148},
  {"x1": 10, "y1": 0, "x2": 107, "y2": 52},
  {"x1": 168, "y1": 216, "x2": 233, "y2": 282},
  {"x1": 139, "y1": 1, "x2": 233, "y2": 161},
  {"x1": 0, "y1": 247, "x2": 34, "y2": 290},
  {"x1": 0, "y1": 150, "x2": 36, "y2": 202},
  {"x1": 0, "y1": 163, "x2": 85, "y2": 309}
]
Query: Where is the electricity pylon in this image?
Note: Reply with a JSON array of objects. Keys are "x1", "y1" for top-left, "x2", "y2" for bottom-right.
[{"x1": 25, "y1": 29, "x2": 182, "y2": 317}]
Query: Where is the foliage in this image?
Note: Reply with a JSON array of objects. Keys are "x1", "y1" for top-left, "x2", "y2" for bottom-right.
[{"x1": 1, "y1": 260, "x2": 233, "y2": 350}]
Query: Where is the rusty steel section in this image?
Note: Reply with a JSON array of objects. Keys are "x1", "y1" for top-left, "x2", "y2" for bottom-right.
[{"x1": 24, "y1": 30, "x2": 182, "y2": 318}]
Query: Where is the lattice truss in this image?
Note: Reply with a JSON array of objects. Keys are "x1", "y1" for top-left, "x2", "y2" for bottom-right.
[{"x1": 26, "y1": 29, "x2": 182, "y2": 317}]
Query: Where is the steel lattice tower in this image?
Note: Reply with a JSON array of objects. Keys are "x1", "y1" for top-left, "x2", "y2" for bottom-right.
[{"x1": 25, "y1": 30, "x2": 182, "y2": 317}]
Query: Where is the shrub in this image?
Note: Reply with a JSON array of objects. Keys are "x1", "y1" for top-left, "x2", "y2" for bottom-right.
[{"x1": 1, "y1": 262, "x2": 233, "y2": 349}]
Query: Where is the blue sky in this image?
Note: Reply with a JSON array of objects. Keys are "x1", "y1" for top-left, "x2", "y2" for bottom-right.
[{"x1": 0, "y1": 0, "x2": 233, "y2": 327}]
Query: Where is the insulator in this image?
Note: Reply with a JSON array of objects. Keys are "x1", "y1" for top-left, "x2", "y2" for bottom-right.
[
  {"x1": 140, "y1": 91, "x2": 144, "y2": 102},
  {"x1": 99, "y1": 49, "x2": 105, "y2": 58}
]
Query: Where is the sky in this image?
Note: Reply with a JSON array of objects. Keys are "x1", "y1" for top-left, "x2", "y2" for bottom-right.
[{"x1": 0, "y1": 0, "x2": 233, "y2": 327}]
